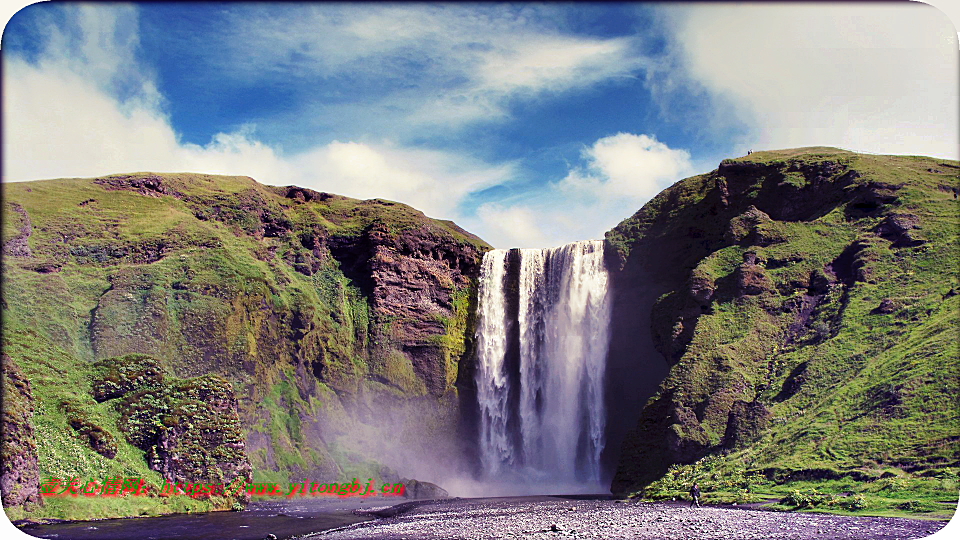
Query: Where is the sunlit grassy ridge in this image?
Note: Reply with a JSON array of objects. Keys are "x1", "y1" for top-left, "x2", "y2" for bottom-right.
[{"x1": 608, "y1": 148, "x2": 959, "y2": 518}]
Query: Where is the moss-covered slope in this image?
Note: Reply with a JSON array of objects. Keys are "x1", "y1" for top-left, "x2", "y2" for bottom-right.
[
  {"x1": 1, "y1": 173, "x2": 488, "y2": 520},
  {"x1": 607, "y1": 148, "x2": 959, "y2": 514}
]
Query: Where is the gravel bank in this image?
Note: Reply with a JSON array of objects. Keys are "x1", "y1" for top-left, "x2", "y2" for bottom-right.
[{"x1": 312, "y1": 496, "x2": 946, "y2": 540}]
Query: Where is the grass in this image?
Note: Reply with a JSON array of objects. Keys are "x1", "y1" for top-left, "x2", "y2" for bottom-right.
[
  {"x1": 636, "y1": 454, "x2": 957, "y2": 520},
  {"x1": 3, "y1": 172, "x2": 489, "y2": 520},
  {"x1": 610, "y1": 147, "x2": 960, "y2": 519},
  {"x1": 1, "y1": 328, "x2": 230, "y2": 522}
]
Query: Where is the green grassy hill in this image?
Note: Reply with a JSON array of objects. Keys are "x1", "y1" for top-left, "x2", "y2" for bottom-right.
[
  {"x1": 3, "y1": 149, "x2": 957, "y2": 522},
  {"x1": 608, "y1": 148, "x2": 959, "y2": 518},
  {"x1": 1, "y1": 172, "x2": 488, "y2": 521}
]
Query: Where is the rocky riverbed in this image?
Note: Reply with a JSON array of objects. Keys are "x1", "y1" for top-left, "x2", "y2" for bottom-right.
[{"x1": 313, "y1": 496, "x2": 948, "y2": 540}]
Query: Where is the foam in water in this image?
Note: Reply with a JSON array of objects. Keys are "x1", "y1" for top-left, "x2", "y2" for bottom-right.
[{"x1": 475, "y1": 240, "x2": 611, "y2": 491}]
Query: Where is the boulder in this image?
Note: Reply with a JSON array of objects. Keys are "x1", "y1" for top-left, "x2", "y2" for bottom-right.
[{"x1": 400, "y1": 478, "x2": 450, "y2": 500}]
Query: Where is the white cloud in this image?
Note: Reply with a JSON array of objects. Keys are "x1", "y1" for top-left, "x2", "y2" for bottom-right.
[
  {"x1": 2, "y1": 55, "x2": 511, "y2": 220},
  {"x1": 473, "y1": 204, "x2": 553, "y2": 249},
  {"x1": 4, "y1": 35, "x2": 684, "y2": 249},
  {"x1": 1, "y1": 6, "x2": 513, "y2": 223},
  {"x1": 561, "y1": 133, "x2": 694, "y2": 201},
  {"x1": 468, "y1": 133, "x2": 694, "y2": 249},
  {"x1": 2, "y1": 56, "x2": 183, "y2": 180},
  {"x1": 11, "y1": 3, "x2": 955, "y2": 251},
  {"x1": 210, "y1": 4, "x2": 640, "y2": 129},
  {"x1": 476, "y1": 36, "x2": 629, "y2": 94},
  {"x1": 288, "y1": 142, "x2": 514, "y2": 219},
  {"x1": 664, "y1": 3, "x2": 960, "y2": 159}
]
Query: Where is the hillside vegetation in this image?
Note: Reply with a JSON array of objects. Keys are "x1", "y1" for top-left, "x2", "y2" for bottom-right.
[
  {"x1": 2, "y1": 173, "x2": 488, "y2": 521},
  {"x1": 3, "y1": 148, "x2": 957, "y2": 522},
  {"x1": 608, "y1": 148, "x2": 959, "y2": 518}
]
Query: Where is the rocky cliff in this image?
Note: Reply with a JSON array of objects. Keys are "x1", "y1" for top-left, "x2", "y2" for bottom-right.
[
  {"x1": 1, "y1": 354, "x2": 41, "y2": 511},
  {"x1": 1, "y1": 173, "x2": 488, "y2": 520},
  {"x1": 606, "y1": 148, "x2": 959, "y2": 507}
]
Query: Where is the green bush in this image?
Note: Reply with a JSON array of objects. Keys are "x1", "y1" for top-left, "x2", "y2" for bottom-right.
[
  {"x1": 840, "y1": 494, "x2": 867, "y2": 511},
  {"x1": 781, "y1": 489, "x2": 810, "y2": 507},
  {"x1": 781, "y1": 488, "x2": 830, "y2": 508}
]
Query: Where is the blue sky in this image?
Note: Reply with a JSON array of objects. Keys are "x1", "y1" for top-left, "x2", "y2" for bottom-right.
[{"x1": 2, "y1": 2, "x2": 958, "y2": 248}]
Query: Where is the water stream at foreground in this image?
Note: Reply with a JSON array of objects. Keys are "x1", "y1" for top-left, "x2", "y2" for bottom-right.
[{"x1": 15, "y1": 499, "x2": 373, "y2": 540}]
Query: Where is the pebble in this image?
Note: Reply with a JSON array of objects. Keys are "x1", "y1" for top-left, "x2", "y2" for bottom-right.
[{"x1": 312, "y1": 498, "x2": 947, "y2": 539}]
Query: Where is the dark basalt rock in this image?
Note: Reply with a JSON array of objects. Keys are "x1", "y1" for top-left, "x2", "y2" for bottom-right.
[
  {"x1": 114, "y1": 373, "x2": 253, "y2": 499},
  {"x1": 327, "y1": 220, "x2": 485, "y2": 396},
  {"x1": 88, "y1": 354, "x2": 252, "y2": 498},
  {"x1": 844, "y1": 181, "x2": 902, "y2": 219},
  {"x1": 184, "y1": 188, "x2": 291, "y2": 241},
  {"x1": 3, "y1": 171, "x2": 488, "y2": 515},
  {"x1": 783, "y1": 294, "x2": 821, "y2": 344},
  {"x1": 874, "y1": 213, "x2": 925, "y2": 247},
  {"x1": 282, "y1": 186, "x2": 332, "y2": 203},
  {"x1": 28, "y1": 262, "x2": 61, "y2": 273},
  {"x1": 650, "y1": 291, "x2": 698, "y2": 365},
  {"x1": 606, "y1": 150, "x2": 956, "y2": 496},
  {"x1": 1, "y1": 354, "x2": 42, "y2": 510},
  {"x1": 724, "y1": 205, "x2": 772, "y2": 245},
  {"x1": 871, "y1": 298, "x2": 898, "y2": 314},
  {"x1": 687, "y1": 272, "x2": 715, "y2": 306},
  {"x1": 147, "y1": 375, "x2": 253, "y2": 495},
  {"x1": 824, "y1": 240, "x2": 868, "y2": 286},
  {"x1": 734, "y1": 261, "x2": 773, "y2": 296},
  {"x1": 400, "y1": 477, "x2": 450, "y2": 499},
  {"x1": 664, "y1": 401, "x2": 710, "y2": 464}
]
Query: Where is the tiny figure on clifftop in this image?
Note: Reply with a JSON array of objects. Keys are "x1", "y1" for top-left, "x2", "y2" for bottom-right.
[{"x1": 689, "y1": 482, "x2": 701, "y2": 508}]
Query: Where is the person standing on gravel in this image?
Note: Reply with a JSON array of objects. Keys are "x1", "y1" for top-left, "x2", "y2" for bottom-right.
[{"x1": 689, "y1": 482, "x2": 701, "y2": 508}]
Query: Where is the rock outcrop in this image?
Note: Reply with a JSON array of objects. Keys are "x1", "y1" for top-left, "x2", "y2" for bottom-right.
[
  {"x1": 2, "y1": 172, "x2": 489, "y2": 519},
  {"x1": 607, "y1": 148, "x2": 960, "y2": 494},
  {"x1": 146, "y1": 375, "x2": 253, "y2": 495},
  {"x1": 95, "y1": 355, "x2": 253, "y2": 498},
  {"x1": 400, "y1": 477, "x2": 450, "y2": 500},
  {"x1": 1, "y1": 354, "x2": 41, "y2": 510},
  {"x1": 62, "y1": 400, "x2": 119, "y2": 459}
]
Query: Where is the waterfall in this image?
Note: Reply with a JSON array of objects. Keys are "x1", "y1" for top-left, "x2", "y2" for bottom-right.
[{"x1": 475, "y1": 240, "x2": 611, "y2": 489}]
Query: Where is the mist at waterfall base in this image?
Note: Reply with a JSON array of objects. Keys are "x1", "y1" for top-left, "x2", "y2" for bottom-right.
[
  {"x1": 323, "y1": 240, "x2": 619, "y2": 499},
  {"x1": 470, "y1": 240, "x2": 613, "y2": 496}
]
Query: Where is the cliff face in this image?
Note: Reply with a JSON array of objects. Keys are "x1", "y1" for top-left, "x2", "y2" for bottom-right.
[
  {"x1": 606, "y1": 148, "x2": 959, "y2": 495},
  {"x1": 1, "y1": 173, "x2": 488, "y2": 519},
  {"x1": 1, "y1": 354, "x2": 41, "y2": 511}
]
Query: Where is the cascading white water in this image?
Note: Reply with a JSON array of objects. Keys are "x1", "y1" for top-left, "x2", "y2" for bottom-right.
[
  {"x1": 475, "y1": 249, "x2": 512, "y2": 473},
  {"x1": 475, "y1": 240, "x2": 611, "y2": 489}
]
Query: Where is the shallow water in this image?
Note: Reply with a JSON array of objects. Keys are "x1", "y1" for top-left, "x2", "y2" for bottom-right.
[
  {"x1": 20, "y1": 495, "x2": 946, "y2": 540},
  {"x1": 17, "y1": 498, "x2": 379, "y2": 540}
]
